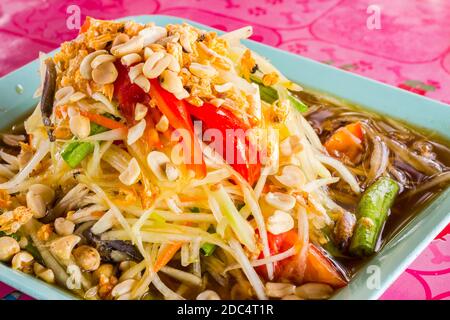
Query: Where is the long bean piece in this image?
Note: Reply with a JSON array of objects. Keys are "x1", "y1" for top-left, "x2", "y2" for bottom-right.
[
  {"x1": 349, "y1": 177, "x2": 399, "y2": 257},
  {"x1": 250, "y1": 75, "x2": 308, "y2": 112}
]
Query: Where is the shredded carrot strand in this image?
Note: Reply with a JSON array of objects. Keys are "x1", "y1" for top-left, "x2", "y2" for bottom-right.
[
  {"x1": 153, "y1": 219, "x2": 194, "y2": 271},
  {"x1": 178, "y1": 195, "x2": 208, "y2": 202},
  {"x1": 80, "y1": 111, "x2": 127, "y2": 130},
  {"x1": 79, "y1": 17, "x2": 91, "y2": 34},
  {"x1": 153, "y1": 242, "x2": 183, "y2": 272}
]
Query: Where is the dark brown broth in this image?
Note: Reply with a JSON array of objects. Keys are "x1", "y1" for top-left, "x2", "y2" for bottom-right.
[{"x1": 297, "y1": 90, "x2": 450, "y2": 274}]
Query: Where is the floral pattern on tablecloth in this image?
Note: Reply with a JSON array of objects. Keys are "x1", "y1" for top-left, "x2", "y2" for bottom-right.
[{"x1": 0, "y1": 0, "x2": 449, "y2": 300}]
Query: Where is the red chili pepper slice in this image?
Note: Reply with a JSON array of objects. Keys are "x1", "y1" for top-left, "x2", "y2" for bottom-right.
[
  {"x1": 149, "y1": 80, "x2": 206, "y2": 178},
  {"x1": 186, "y1": 103, "x2": 261, "y2": 186},
  {"x1": 113, "y1": 63, "x2": 205, "y2": 177},
  {"x1": 113, "y1": 62, "x2": 259, "y2": 182}
]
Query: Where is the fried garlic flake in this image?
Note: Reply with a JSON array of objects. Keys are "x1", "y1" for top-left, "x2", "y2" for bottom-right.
[{"x1": 0, "y1": 206, "x2": 33, "y2": 235}]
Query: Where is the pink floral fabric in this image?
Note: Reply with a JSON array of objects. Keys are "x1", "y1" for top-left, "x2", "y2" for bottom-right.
[{"x1": 0, "y1": 0, "x2": 448, "y2": 300}]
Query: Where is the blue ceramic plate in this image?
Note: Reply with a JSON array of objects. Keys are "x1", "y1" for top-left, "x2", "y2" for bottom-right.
[{"x1": 0, "y1": 15, "x2": 449, "y2": 300}]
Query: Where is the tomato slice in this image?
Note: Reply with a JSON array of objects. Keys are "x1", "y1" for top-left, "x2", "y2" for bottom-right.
[
  {"x1": 256, "y1": 230, "x2": 348, "y2": 288},
  {"x1": 114, "y1": 61, "x2": 150, "y2": 124},
  {"x1": 304, "y1": 244, "x2": 348, "y2": 288},
  {"x1": 113, "y1": 63, "x2": 205, "y2": 177},
  {"x1": 324, "y1": 122, "x2": 364, "y2": 162}
]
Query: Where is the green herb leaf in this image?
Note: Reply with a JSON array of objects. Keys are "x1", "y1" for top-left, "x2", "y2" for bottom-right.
[{"x1": 0, "y1": 231, "x2": 20, "y2": 241}]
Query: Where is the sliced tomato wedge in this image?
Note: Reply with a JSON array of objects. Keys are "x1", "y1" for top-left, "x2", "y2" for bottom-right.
[
  {"x1": 304, "y1": 244, "x2": 348, "y2": 288},
  {"x1": 325, "y1": 122, "x2": 364, "y2": 162},
  {"x1": 114, "y1": 61, "x2": 150, "y2": 124},
  {"x1": 255, "y1": 229, "x2": 298, "y2": 277},
  {"x1": 256, "y1": 230, "x2": 348, "y2": 288}
]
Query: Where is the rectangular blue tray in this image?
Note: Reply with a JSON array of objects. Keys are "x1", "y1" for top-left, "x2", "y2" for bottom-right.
[{"x1": 0, "y1": 14, "x2": 449, "y2": 300}]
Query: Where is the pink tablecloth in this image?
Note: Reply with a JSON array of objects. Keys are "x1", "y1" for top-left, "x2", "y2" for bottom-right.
[{"x1": 0, "y1": 0, "x2": 449, "y2": 300}]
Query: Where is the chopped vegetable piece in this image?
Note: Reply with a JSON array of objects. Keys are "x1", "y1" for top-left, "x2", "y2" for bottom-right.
[
  {"x1": 349, "y1": 177, "x2": 399, "y2": 257},
  {"x1": 304, "y1": 244, "x2": 348, "y2": 288},
  {"x1": 250, "y1": 76, "x2": 308, "y2": 112},
  {"x1": 256, "y1": 230, "x2": 348, "y2": 287},
  {"x1": 79, "y1": 17, "x2": 91, "y2": 34},
  {"x1": 325, "y1": 122, "x2": 364, "y2": 162},
  {"x1": 154, "y1": 242, "x2": 183, "y2": 272},
  {"x1": 80, "y1": 110, "x2": 127, "y2": 130},
  {"x1": 61, "y1": 142, "x2": 94, "y2": 168},
  {"x1": 89, "y1": 113, "x2": 117, "y2": 135},
  {"x1": 201, "y1": 225, "x2": 217, "y2": 256},
  {"x1": 90, "y1": 122, "x2": 107, "y2": 136},
  {"x1": 332, "y1": 210, "x2": 357, "y2": 251},
  {"x1": 61, "y1": 114, "x2": 115, "y2": 168},
  {"x1": 143, "y1": 113, "x2": 162, "y2": 150},
  {"x1": 114, "y1": 61, "x2": 150, "y2": 124},
  {"x1": 287, "y1": 95, "x2": 308, "y2": 113},
  {"x1": 321, "y1": 227, "x2": 347, "y2": 258},
  {"x1": 153, "y1": 213, "x2": 204, "y2": 271},
  {"x1": 201, "y1": 242, "x2": 216, "y2": 256}
]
